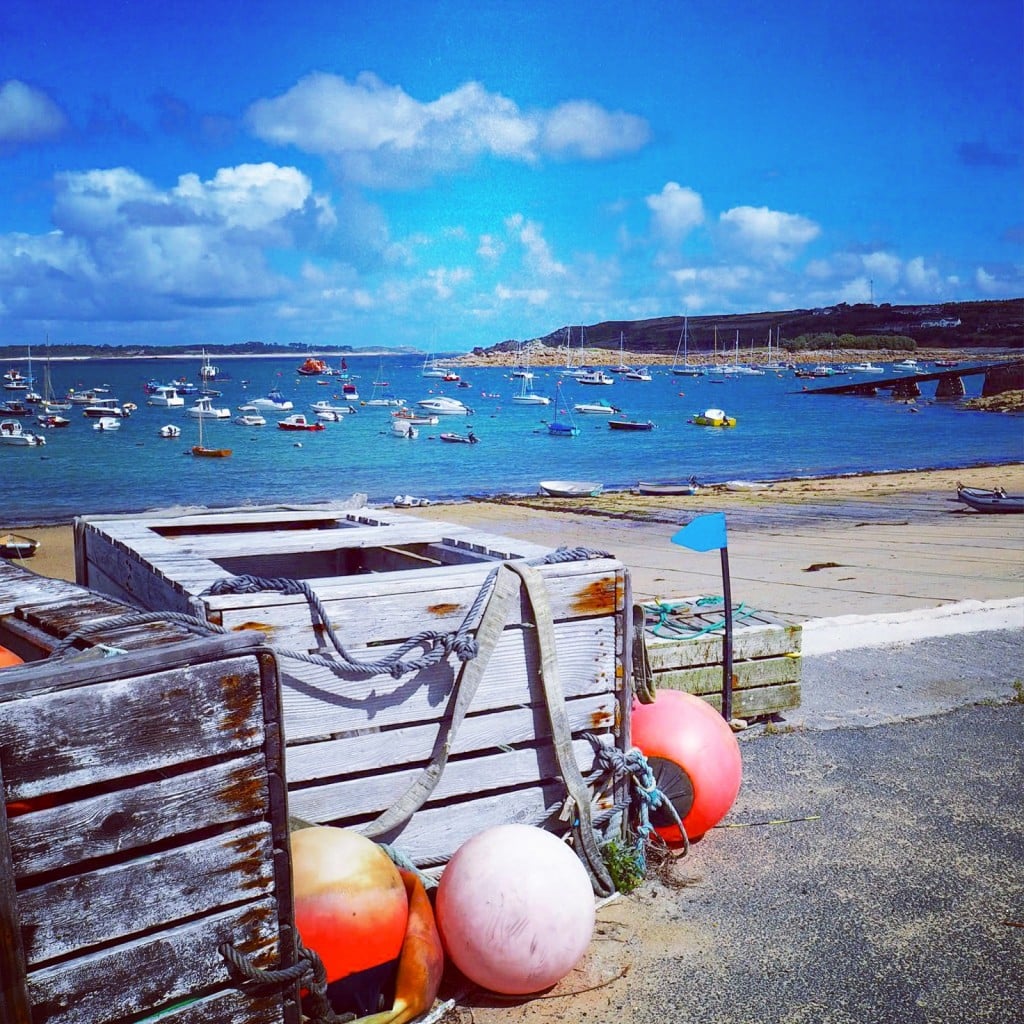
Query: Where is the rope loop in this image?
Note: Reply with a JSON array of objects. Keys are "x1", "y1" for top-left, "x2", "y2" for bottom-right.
[
  {"x1": 218, "y1": 940, "x2": 347, "y2": 1023},
  {"x1": 586, "y1": 736, "x2": 690, "y2": 876}
]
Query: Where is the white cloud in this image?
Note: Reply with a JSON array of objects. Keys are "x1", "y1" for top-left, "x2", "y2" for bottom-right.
[
  {"x1": 477, "y1": 233, "x2": 505, "y2": 263},
  {"x1": 974, "y1": 264, "x2": 1024, "y2": 295},
  {"x1": 719, "y1": 205, "x2": 820, "y2": 262},
  {"x1": 542, "y1": 100, "x2": 650, "y2": 159},
  {"x1": 646, "y1": 183, "x2": 705, "y2": 242},
  {"x1": 427, "y1": 265, "x2": 472, "y2": 299},
  {"x1": 0, "y1": 79, "x2": 68, "y2": 144},
  {"x1": 246, "y1": 72, "x2": 650, "y2": 187},
  {"x1": 903, "y1": 255, "x2": 943, "y2": 294},
  {"x1": 505, "y1": 213, "x2": 566, "y2": 277},
  {"x1": 0, "y1": 162, "x2": 340, "y2": 322}
]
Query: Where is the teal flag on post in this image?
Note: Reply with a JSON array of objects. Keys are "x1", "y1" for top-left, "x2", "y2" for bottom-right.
[{"x1": 671, "y1": 512, "x2": 727, "y2": 551}]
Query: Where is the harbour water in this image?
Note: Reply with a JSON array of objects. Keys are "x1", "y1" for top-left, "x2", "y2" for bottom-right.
[{"x1": 3, "y1": 353, "x2": 1021, "y2": 526}]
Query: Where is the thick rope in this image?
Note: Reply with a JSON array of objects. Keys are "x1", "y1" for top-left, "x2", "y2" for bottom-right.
[
  {"x1": 586, "y1": 738, "x2": 690, "y2": 874},
  {"x1": 45, "y1": 610, "x2": 225, "y2": 659},
  {"x1": 219, "y1": 939, "x2": 346, "y2": 1023}
]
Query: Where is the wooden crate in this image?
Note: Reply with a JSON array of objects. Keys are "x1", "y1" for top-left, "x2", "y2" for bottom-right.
[
  {"x1": 0, "y1": 563, "x2": 298, "y2": 1024},
  {"x1": 74, "y1": 503, "x2": 632, "y2": 867},
  {"x1": 640, "y1": 597, "x2": 802, "y2": 718}
]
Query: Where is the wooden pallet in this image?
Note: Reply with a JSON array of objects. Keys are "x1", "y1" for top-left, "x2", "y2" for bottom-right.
[
  {"x1": 75, "y1": 503, "x2": 633, "y2": 867},
  {"x1": 640, "y1": 597, "x2": 802, "y2": 719},
  {"x1": 0, "y1": 561, "x2": 298, "y2": 1024}
]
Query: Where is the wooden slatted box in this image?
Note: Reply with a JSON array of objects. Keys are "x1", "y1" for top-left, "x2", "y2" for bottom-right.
[
  {"x1": 0, "y1": 563, "x2": 299, "y2": 1024},
  {"x1": 641, "y1": 598, "x2": 802, "y2": 718},
  {"x1": 74, "y1": 502, "x2": 632, "y2": 867}
]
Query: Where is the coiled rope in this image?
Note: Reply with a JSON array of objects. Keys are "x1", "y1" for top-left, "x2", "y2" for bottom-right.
[{"x1": 643, "y1": 596, "x2": 755, "y2": 640}]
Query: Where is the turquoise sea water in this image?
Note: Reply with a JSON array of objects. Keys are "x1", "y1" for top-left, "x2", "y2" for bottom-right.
[{"x1": 3, "y1": 354, "x2": 1022, "y2": 526}]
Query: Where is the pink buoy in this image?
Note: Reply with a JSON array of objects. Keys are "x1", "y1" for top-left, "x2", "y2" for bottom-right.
[
  {"x1": 630, "y1": 689, "x2": 742, "y2": 841},
  {"x1": 436, "y1": 824, "x2": 595, "y2": 995}
]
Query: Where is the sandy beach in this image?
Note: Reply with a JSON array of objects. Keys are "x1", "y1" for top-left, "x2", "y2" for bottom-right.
[{"x1": 10, "y1": 464, "x2": 1024, "y2": 625}]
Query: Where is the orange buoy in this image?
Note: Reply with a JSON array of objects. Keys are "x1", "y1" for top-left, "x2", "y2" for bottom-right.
[
  {"x1": 630, "y1": 689, "x2": 742, "y2": 841},
  {"x1": 0, "y1": 644, "x2": 24, "y2": 669},
  {"x1": 291, "y1": 826, "x2": 409, "y2": 1014}
]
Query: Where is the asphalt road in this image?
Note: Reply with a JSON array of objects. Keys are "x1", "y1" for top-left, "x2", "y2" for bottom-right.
[{"x1": 457, "y1": 629, "x2": 1024, "y2": 1024}]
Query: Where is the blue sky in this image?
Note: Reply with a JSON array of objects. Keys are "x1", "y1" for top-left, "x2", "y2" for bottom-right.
[{"x1": 2, "y1": 0, "x2": 1021, "y2": 351}]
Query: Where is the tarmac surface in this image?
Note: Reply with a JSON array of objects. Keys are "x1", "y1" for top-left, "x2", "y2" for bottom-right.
[{"x1": 453, "y1": 628, "x2": 1024, "y2": 1024}]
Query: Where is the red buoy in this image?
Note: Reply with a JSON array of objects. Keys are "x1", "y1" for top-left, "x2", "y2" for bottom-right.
[
  {"x1": 0, "y1": 644, "x2": 24, "y2": 669},
  {"x1": 630, "y1": 690, "x2": 742, "y2": 841},
  {"x1": 290, "y1": 825, "x2": 408, "y2": 1011}
]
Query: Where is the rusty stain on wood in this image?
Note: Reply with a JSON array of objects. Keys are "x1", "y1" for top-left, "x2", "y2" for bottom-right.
[
  {"x1": 426, "y1": 602, "x2": 463, "y2": 616},
  {"x1": 226, "y1": 766, "x2": 269, "y2": 820},
  {"x1": 231, "y1": 621, "x2": 276, "y2": 636},
  {"x1": 589, "y1": 708, "x2": 613, "y2": 728},
  {"x1": 570, "y1": 576, "x2": 617, "y2": 616},
  {"x1": 218, "y1": 672, "x2": 260, "y2": 739}
]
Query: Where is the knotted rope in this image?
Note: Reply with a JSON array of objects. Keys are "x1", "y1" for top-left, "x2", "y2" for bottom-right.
[
  {"x1": 586, "y1": 737, "x2": 689, "y2": 879},
  {"x1": 219, "y1": 939, "x2": 348, "y2": 1023}
]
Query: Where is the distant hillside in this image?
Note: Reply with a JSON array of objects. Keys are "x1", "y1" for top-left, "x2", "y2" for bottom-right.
[{"x1": 480, "y1": 298, "x2": 1024, "y2": 357}]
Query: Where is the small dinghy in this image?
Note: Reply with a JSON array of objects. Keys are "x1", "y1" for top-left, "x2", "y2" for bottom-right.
[{"x1": 0, "y1": 533, "x2": 39, "y2": 559}]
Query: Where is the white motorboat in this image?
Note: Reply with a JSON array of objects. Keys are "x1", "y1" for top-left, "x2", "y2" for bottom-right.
[
  {"x1": 846, "y1": 361, "x2": 886, "y2": 374},
  {"x1": 248, "y1": 388, "x2": 294, "y2": 412},
  {"x1": 391, "y1": 419, "x2": 418, "y2": 438},
  {"x1": 573, "y1": 399, "x2": 621, "y2": 415},
  {"x1": 187, "y1": 396, "x2": 231, "y2": 419},
  {"x1": 158, "y1": 424, "x2": 181, "y2": 438},
  {"x1": 233, "y1": 413, "x2": 266, "y2": 427},
  {"x1": 893, "y1": 358, "x2": 921, "y2": 371},
  {"x1": 624, "y1": 367, "x2": 652, "y2": 381},
  {"x1": 577, "y1": 369, "x2": 615, "y2": 386},
  {"x1": 310, "y1": 400, "x2": 356, "y2": 416},
  {"x1": 415, "y1": 396, "x2": 472, "y2": 415},
  {"x1": 538, "y1": 480, "x2": 603, "y2": 497},
  {"x1": 0, "y1": 419, "x2": 46, "y2": 446},
  {"x1": 83, "y1": 398, "x2": 129, "y2": 418},
  {"x1": 146, "y1": 385, "x2": 184, "y2": 407},
  {"x1": 93, "y1": 416, "x2": 121, "y2": 432}
]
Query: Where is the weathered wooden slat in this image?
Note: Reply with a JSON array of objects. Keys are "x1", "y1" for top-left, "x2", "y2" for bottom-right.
[
  {"x1": 288, "y1": 734, "x2": 610, "y2": 825},
  {"x1": 0, "y1": 655, "x2": 266, "y2": 799},
  {"x1": 274, "y1": 619, "x2": 618, "y2": 743},
  {"x1": 680, "y1": 682, "x2": 802, "y2": 719},
  {"x1": 338, "y1": 778, "x2": 587, "y2": 863},
  {"x1": 652, "y1": 653, "x2": 801, "y2": 695},
  {"x1": 8, "y1": 752, "x2": 268, "y2": 878},
  {"x1": 0, "y1": 562, "x2": 89, "y2": 616},
  {"x1": 131, "y1": 989, "x2": 292, "y2": 1024},
  {"x1": 0, "y1": 760, "x2": 32, "y2": 1024},
  {"x1": 19, "y1": 821, "x2": 274, "y2": 966},
  {"x1": 211, "y1": 563, "x2": 623, "y2": 649},
  {"x1": 645, "y1": 623, "x2": 803, "y2": 670},
  {"x1": 26, "y1": 899, "x2": 289, "y2": 1024},
  {"x1": 285, "y1": 691, "x2": 616, "y2": 784}
]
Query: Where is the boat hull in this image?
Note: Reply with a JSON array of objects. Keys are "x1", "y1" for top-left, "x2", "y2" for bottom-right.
[
  {"x1": 956, "y1": 486, "x2": 1024, "y2": 514},
  {"x1": 538, "y1": 480, "x2": 603, "y2": 497}
]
